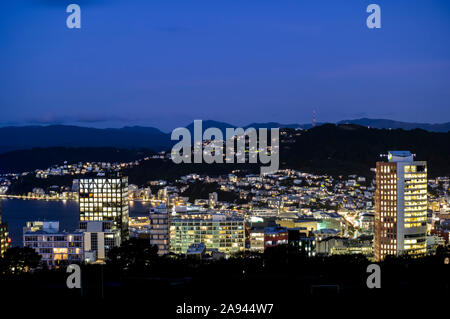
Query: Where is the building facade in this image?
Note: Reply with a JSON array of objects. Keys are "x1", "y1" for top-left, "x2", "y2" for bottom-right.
[
  {"x1": 287, "y1": 229, "x2": 316, "y2": 256},
  {"x1": 79, "y1": 176, "x2": 129, "y2": 240},
  {"x1": 249, "y1": 227, "x2": 265, "y2": 252},
  {"x1": 170, "y1": 213, "x2": 245, "y2": 255},
  {"x1": 0, "y1": 202, "x2": 10, "y2": 256},
  {"x1": 264, "y1": 227, "x2": 288, "y2": 249},
  {"x1": 374, "y1": 151, "x2": 427, "y2": 261},
  {"x1": 23, "y1": 221, "x2": 84, "y2": 268},
  {"x1": 83, "y1": 220, "x2": 121, "y2": 263},
  {"x1": 149, "y1": 204, "x2": 170, "y2": 255}
]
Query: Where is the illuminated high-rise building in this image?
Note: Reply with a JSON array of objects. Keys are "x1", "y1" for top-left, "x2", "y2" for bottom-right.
[
  {"x1": 0, "y1": 201, "x2": 10, "y2": 256},
  {"x1": 149, "y1": 204, "x2": 170, "y2": 255},
  {"x1": 374, "y1": 151, "x2": 427, "y2": 261},
  {"x1": 79, "y1": 176, "x2": 129, "y2": 241}
]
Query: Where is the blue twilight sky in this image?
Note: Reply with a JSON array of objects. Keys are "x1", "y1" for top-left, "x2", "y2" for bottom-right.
[{"x1": 0, "y1": 0, "x2": 449, "y2": 131}]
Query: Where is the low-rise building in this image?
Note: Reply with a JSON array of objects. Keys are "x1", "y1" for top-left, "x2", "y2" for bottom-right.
[
  {"x1": 287, "y1": 228, "x2": 315, "y2": 256},
  {"x1": 316, "y1": 235, "x2": 373, "y2": 257},
  {"x1": 264, "y1": 227, "x2": 288, "y2": 249},
  {"x1": 186, "y1": 243, "x2": 206, "y2": 258},
  {"x1": 170, "y1": 213, "x2": 245, "y2": 255},
  {"x1": 276, "y1": 218, "x2": 318, "y2": 233},
  {"x1": 249, "y1": 227, "x2": 265, "y2": 252},
  {"x1": 82, "y1": 220, "x2": 120, "y2": 263},
  {"x1": 23, "y1": 221, "x2": 83, "y2": 268}
]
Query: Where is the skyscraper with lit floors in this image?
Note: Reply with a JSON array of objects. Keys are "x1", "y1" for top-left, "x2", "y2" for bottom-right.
[
  {"x1": 79, "y1": 176, "x2": 129, "y2": 241},
  {"x1": 149, "y1": 203, "x2": 170, "y2": 255},
  {"x1": 374, "y1": 151, "x2": 427, "y2": 261},
  {"x1": 0, "y1": 201, "x2": 10, "y2": 256}
]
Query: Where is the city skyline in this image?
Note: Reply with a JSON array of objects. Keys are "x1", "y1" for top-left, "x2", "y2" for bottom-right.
[{"x1": 3, "y1": 116, "x2": 450, "y2": 132}]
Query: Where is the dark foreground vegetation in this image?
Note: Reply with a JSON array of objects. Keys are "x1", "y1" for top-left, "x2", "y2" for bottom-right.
[{"x1": 1, "y1": 239, "x2": 449, "y2": 316}]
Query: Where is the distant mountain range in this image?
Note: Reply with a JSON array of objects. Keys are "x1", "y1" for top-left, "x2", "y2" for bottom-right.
[
  {"x1": 336, "y1": 118, "x2": 450, "y2": 132},
  {"x1": 0, "y1": 125, "x2": 171, "y2": 154},
  {"x1": 185, "y1": 120, "x2": 304, "y2": 134},
  {"x1": 0, "y1": 118, "x2": 449, "y2": 155}
]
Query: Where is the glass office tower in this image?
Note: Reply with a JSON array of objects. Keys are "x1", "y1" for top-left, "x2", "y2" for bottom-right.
[{"x1": 79, "y1": 176, "x2": 129, "y2": 241}]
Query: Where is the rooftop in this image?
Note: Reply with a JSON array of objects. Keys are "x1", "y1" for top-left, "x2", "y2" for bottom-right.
[{"x1": 388, "y1": 150, "x2": 414, "y2": 163}]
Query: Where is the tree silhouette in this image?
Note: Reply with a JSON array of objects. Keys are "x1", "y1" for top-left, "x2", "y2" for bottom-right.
[
  {"x1": 106, "y1": 238, "x2": 158, "y2": 273},
  {"x1": 0, "y1": 247, "x2": 41, "y2": 275}
]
